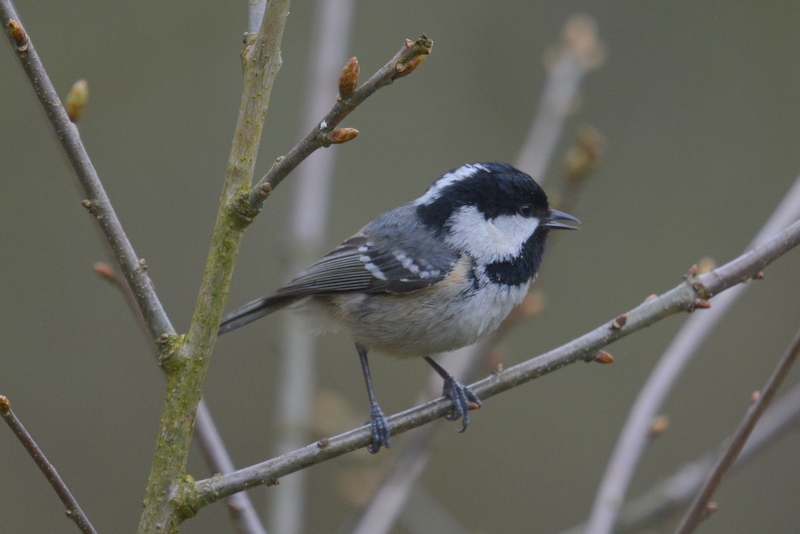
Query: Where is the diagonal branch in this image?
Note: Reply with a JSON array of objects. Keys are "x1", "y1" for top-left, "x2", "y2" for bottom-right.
[
  {"x1": 675, "y1": 325, "x2": 800, "y2": 533},
  {"x1": 0, "y1": 2, "x2": 174, "y2": 342},
  {"x1": 188, "y1": 218, "x2": 800, "y2": 509},
  {"x1": 560, "y1": 381, "x2": 800, "y2": 534},
  {"x1": 584, "y1": 172, "x2": 800, "y2": 534},
  {"x1": 247, "y1": 34, "x2": 433, "y2": 209},
  {"x1": 0, "y1": 396, "x2": 98, "y2": 534}
]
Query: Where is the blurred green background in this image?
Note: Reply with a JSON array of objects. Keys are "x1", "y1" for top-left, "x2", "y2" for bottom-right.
[{"x1": 2, "y1": 2, "x2": 799, "y2": 533}]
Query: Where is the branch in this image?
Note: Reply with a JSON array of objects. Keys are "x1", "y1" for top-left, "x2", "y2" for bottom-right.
[
  {"x1": 584, "y1": 172, "x2": 800, "y2": 534},
  {"x1": 675, "y1": 325, "x2": 800, "y2": 533},
  {"x1": 188, "y1": 218, "x2": 800, "y2": 508},
  {"x1": 0, "y1": 4, "x2": 175, "y2": 342},
  {"x1": 560, "y1": 381, "x2": 800, "y2": 534},
  {"x1": 516, "y1": 15, "x2": 605, "y2": 183},
  {"x1": 247, "y1": 34, "x2": 433, "y2": 209},
  {"x1": 137, "y1": 2, "x2": 291, "y2": 532},
  {"x1": 0, "y1": 396, "x2": 98, "y2": 534}
]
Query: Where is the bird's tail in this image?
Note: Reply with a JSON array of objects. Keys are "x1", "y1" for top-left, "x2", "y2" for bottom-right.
[{"x1": 218, "y1": 295, "x2": 295, "y2": 335}]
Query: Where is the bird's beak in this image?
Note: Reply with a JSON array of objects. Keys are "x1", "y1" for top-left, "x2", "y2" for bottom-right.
[{"x1": 545, "y1": 209, "x2": 581, "y2": 230}]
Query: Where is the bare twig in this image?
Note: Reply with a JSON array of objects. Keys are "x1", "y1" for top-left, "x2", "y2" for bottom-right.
[
  {"x1": 516, "y1": 15, "x2": 605, "y2": 183},
  {"x1": 585, "y1": 173, "x2": 800, "y2": 534},
  {"x1": 0, "y1": 2, "x2": 175, "y2": 342},
  {"x1": 195, "y1": 401, "x2": 267, "y2": 534},
  {"x1": 188, "y1": 219, "x2": 800, "y2": 507},
  {"x1": 675, "y1": 327, "x2": 800, "y2": 533},
  {"x1": 0, "y1": 396, "x2": 98, "y2": 534},
  {"x1": 248, "y1": 34, "x2": 433, "y2": 208},
  {"x1": 560, "y1": 381, "x2": 800, "y2": 534},
  {"x1": 270, "y1": 1, "x2": 355, "y2": 533},
  {"x1": 352, "y1": 16, "x2": 605, "y2": 532}
]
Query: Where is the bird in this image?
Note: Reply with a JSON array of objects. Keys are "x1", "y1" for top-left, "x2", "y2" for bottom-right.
[{"x1": 219, "y1": 162, "x2": 579, "y2": 453}]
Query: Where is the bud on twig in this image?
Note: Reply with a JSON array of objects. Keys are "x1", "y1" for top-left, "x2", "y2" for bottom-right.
[
  {"x1": 338, "y1": 57, "x2": 360, "y2": 100},
  {"x1": 394, "y1": 35, "x2": 432, "y2": 79},
  {"x1": 8, "y1": 19, "x2": 29, "y2": 51},
  {"x1": 593, "y1": 351, "x2": 615, "y2": 364},
  {"x1": 93, "y1": 262, "x2": 116, "y2": 282},
  {"x1": 327, "y1": 128, "x2": 359, "y2": 145},
  {"x1": 65, "y1": 80, "x2": 89, "y2": 122}
]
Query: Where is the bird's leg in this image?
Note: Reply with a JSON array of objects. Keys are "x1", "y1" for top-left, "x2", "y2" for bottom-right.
[
  {"x1": 357, "y1": 344, "x2": 390, "y2": 453},
  {"x1": 424, "y1": 356, "x2": 482, "y2": 432}
]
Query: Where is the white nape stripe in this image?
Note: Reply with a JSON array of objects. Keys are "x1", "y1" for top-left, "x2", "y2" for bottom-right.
[
  {"x1": 444, "y1": 205, "x2": 540, "y2": 264},
  {"x1": 414, "y1": 163, "x2": 489, "y2": 206}
]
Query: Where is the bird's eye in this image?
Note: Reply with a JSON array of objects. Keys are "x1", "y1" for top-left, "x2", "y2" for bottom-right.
[{"x1": 518, "y1": 204, "x2": 534, "y2": 217}]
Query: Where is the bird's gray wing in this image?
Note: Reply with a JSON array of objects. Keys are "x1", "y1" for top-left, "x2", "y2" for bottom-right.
[{"x1": 271, "y1": 233, "x2": 454, "y2": 298}]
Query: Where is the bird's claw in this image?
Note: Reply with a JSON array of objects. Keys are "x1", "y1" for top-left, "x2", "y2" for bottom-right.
[
  {"x1": 441, "y1": 376, "x2": 481, "y2": 432},
  {"x1": 366, "y1": 406, "x2": 391, "y2": 454}
]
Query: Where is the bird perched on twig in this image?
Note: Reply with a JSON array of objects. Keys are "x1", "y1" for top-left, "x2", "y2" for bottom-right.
[{"x1": 219, "y1": 162, "x2": 579, "y2": 453}]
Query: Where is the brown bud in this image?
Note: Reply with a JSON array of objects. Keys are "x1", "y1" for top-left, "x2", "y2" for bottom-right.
[
  {"x1": 395, "y1": 56, "x2": 426, "y2": 78},
  {"x1": 649, "y1": 415, "x2": 669, "y2": 438},
  {"x1": 704, "y1": 502, "x2": 719, "y2": 518},
  {"x1": 338, "y1": 57, "x2": 360, "y2": 100},
  {"x1": 65, "y1": 79, "x2": 89, "y2": 122},
  {"x1": 0, "y1": 395, "x2": 10, "y2": 413},
  {"x1": 750, "y1": 391, "x2": 760, "y2": 404},
  {"x1": 593, "y1": 351, "x2": 614, "y2": 364},
  {"x1": 753, "y1": 271, "x2": 765, "y2": 280},
  {"x1": 93, "y1": 262, "x2": 116, "y2": 282},
  {"x1": 563, "y1": 127, "x2": 605, "y2": 181},
  {"x1": 644, "y1": 294, "x2": 658, "y2": 303},
  {"x1": 327, "y1": 128, "x2": 359, "y2": 145},
  {"x1": 697, "y1": 256, "x2": 716, "y2": 274},
  {"x1": 611, "y1": 314, "x2": 628, "y2": 330},
  {"x1": 693, "y1": 298, "x2": 711, "y2": 309},
  {"x1": 8, "y1": 20, "x2": 29, "y2": 51}
]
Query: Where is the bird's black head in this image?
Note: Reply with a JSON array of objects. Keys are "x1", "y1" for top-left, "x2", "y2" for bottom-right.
[{"x1": 414, "y1": 162, "x2": 579, "y2": 285}]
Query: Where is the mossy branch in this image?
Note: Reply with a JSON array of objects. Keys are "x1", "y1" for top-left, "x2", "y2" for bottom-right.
[{"x1": 136, "y1": 2, "x2": 291, "y2": 533}]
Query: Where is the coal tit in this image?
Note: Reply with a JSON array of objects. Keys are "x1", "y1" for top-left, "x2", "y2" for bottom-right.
[{"x1": 219, "y1": 162, "x2": 579, "y2": 453}]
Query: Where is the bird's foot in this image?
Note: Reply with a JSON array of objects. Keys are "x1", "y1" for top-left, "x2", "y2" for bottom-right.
[
  {"x1": 441, "y1": 376, "x2": 482, "y2": 432},
  {"x1": 366, "y1": 405, "x2": 391, "y2": 454}
]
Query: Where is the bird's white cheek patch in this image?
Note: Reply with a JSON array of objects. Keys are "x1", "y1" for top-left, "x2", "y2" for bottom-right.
[{"x1": 445, "y1": 206, "x2": 539, "y2": 263}]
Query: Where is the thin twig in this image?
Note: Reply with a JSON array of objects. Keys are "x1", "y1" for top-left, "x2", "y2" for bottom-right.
[
  {"x1": 195, "y1": 401, "x2": 268, "y2": 534},
  {"x1": 0, "y1": 2, "x2": 175, "y2": 342},
  {"x1": 270, "y1": 1, "x2": 355, "y2": 533},
  {"x1": 584, "y1": 173, "x2": 800, "y2": 534},
  {"x1": 0, "y1": 396, "x2": 98, "y2": 534},
  {"x1": 351, "y1": 16, "x2": 605, "y2": 534},
  {"x1": 188, "y1": 219, "x2": 800, "y2": 508},
  {"x1": 675, "y1": 326, "x2": 800, "y2": 533},
  {"x1": 248, "y1": 34, "x2": 433, "y2": 208},
  {"x1": 560, "y1": 381, "x2": 800, "y2": 534}
]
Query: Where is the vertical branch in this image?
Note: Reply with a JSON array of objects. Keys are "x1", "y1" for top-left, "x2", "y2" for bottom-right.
[
  {"x1": 270, "y1": 2, "x2": 355, "y2": 533},
  {"x1": 137, "y1": 2, "x2": 291, "y2": 533}
]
